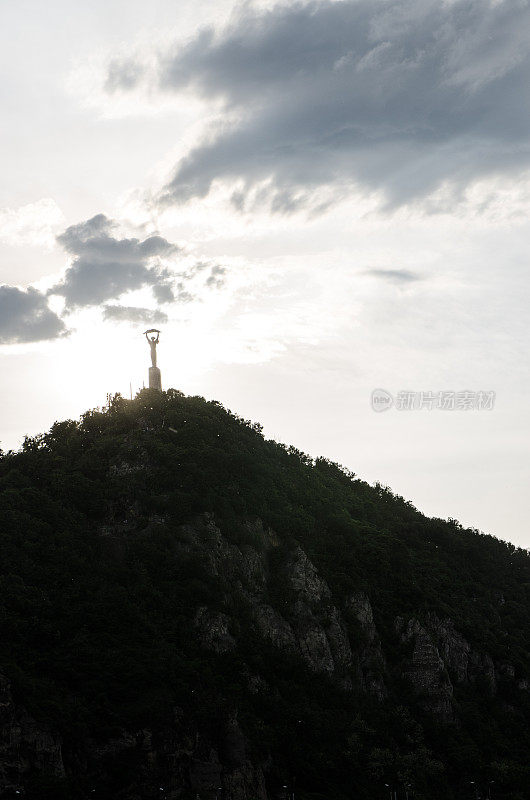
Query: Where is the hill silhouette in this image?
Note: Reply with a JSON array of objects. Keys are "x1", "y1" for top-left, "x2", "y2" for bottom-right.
[{"x1": 0, "y1": 389, "x2": 528, "y2": 800}]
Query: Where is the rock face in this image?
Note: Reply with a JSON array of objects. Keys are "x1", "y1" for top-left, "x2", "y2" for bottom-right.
[
  {"x1": 177, "y1": 515, "x2": 354, "y2": 685},
  {"x1": 345, "y1": 592, "x2": 386, "y2": 699},
  {"x1": 393, "y1": 612, "x2": 513, "y2": 724},
  {"x1": 253, "y1": 603, "x2": 297, "y2": 653},
  {"x1": 0, "y1": 674, "x2": 64, "y2": 794},
  {"x1": 283, "y1": 547, "x2": 353, "y2": 682},
  {"x1": 426, "y1": 615, "x2": 472, "y2": 684},
  {"x1": 195, "y1": 607, "x2": 237, "y2": 654},
  {"x1": 161, "y1": 711, "x2": 267, "y2": 800},
  {"x1": 427, "y1": 614, "x2": 497, "y2": 693},
  {"x1": 395, "y1": 618, "x2": 454, "y2": 722},
  {"x1": 0, "y1": 512, "x2": 525, "y2": 798}
]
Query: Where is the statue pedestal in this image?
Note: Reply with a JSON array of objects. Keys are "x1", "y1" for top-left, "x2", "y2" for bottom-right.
[{"x1": 149, "y1": 366, "x2": 162, "y2": 391}]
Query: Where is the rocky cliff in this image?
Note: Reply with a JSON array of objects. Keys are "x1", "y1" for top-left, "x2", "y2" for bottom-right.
[{"x1": 1, "y1": 511, "x2": 526, "y2": 799}]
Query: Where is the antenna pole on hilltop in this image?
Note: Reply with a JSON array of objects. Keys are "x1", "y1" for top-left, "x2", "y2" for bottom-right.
[{"x1": 143, "y1": 329, "x2": 162, "y2": 391}]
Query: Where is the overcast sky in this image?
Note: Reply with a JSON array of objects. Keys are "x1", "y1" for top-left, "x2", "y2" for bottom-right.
[{"x1": 1, "y1": 0, "x2": 529, "y2": 548}]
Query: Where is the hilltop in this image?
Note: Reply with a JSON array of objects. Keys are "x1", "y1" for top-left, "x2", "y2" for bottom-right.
[{"x1": 0, "y1": 389, "x2": 528, "y2": 799}]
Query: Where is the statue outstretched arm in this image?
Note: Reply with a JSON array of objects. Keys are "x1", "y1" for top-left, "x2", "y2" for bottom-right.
[{"x1": 144, "y1": 329, "x2": 160, "y2": 343}]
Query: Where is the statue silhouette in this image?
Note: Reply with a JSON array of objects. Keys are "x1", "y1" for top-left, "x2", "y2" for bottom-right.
[{"x1": 144, "y1": 329, "x2": 160, "y2": 368}]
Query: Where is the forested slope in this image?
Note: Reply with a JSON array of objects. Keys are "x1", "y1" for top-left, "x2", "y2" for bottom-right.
[{"x1": 0, "y1": 390, "x2": 528, "y2": 799}]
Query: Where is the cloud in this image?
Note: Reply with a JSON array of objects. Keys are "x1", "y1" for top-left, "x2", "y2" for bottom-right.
[
  {"x1": 105, "y1": 57, "x2": 144, "y2": 93},
  {"x1": 102, "y1": 305, "x2": 168, "y2": 324},
  {"x1": 0, "y1": 286, "x2": 67, "y2": 344},
  {"x1": 205, "y1": 264, "x2": 226, "y2": 288},
  {"x1": 366, "y1": 268, "x2": 422, "y2": 284},
  {"x1": 108, "y1": 0, "x2": 530, "y2": 212},
  {"x1": 0, "y1": 211, "x2": 231, "y2": 346},
  {"x1": 51, "y1": 214, "x2": 179, "y2": 308},
  {"x1": 0, "y1": 199, "x2": 64, "y2": 247},
  {"x1": 172, "y1": 282, "x2": 195, "y2": 303}
]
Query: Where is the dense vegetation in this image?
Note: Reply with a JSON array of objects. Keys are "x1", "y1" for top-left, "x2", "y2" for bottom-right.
[{"x1": 0, "y1": 389, "x2": 528, "y2": 800}]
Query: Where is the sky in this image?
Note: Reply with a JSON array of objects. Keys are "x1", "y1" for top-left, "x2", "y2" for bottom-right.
[{"x1": 0, "y1": 0, "x2": 529, "y2": 548}]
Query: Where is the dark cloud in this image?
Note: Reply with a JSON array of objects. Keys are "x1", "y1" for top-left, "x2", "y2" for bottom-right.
[
  {"x1": 51, "y1": 214, "x2": 179, "y2": 308},
  {"x1": 0, "y1": 216, "x2": 227, "y2": 346},
  {"x1": 109, "y1": 0, "x2": 530, "y2": 211},
  {"x1": 366, "y1": 268, "x2": 422, "y2": 284},
  {"x1": 152, "y1": 280, "x2": 176, "y2": 304},
  {"x1": 103, "y1": 305, "x2": 168, "y2": 324},
  {"x1": 0, "y1": 286, "x2": 67, "y2": 344},
  {"x1": 205, "y1": 265, "x2": 226, "y2": 288}
]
